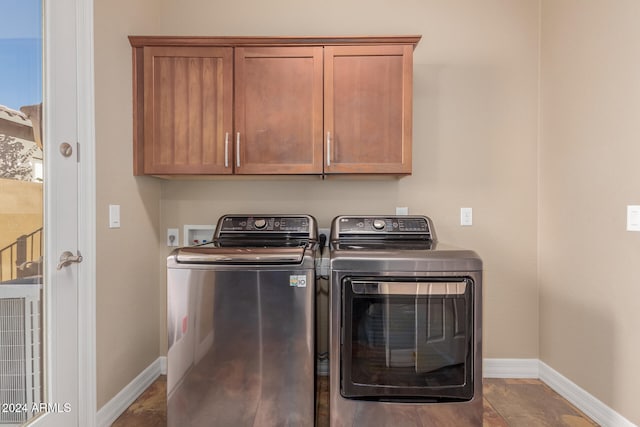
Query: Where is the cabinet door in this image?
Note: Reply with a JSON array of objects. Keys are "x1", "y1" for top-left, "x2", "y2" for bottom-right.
[
  {"x1": 234, "y1": 47, "x2": 324, "y2": 174},
  {"x1": 324, "y1": 45, "x2": 413, "y2": 174},
  {"x1": 142, "y1": 46, "x2": 233, "y2": 174}
]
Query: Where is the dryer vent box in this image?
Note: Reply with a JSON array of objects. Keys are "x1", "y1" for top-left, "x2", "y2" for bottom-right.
[{"x1": 183, "y1": 225, "x2": 215, "y2": 246}]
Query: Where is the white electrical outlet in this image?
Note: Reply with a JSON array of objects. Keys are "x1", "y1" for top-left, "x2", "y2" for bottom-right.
[
  {"x1": 167, "y1": 228, "x2": 179, "y2": 246},
  {"x1": 319, "y1": 228, "x2": 330, "y2": 244},
  {"x1": 460, "y1": 207, "x2": 473, "y2": 226},
  {"x1": 396, "y1": 207, "x2": 409, "y2": 215}
]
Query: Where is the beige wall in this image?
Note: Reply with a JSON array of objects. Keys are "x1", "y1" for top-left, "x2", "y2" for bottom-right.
[
  {"x1": 540, "y1": 1, "x2": 640, "y2": 424},
  {"x1": 94, "y1": 0, "x2": 542, "y2": 414},
  {"x1": 92, "y1": 0, "x2": 640, "y2": 423},
  {"x1": 156, "y1": 0, "x2": 541, "y2": 359},
  {"x1": 94, "y1": 0, "x2": 162, "y2": 408}
]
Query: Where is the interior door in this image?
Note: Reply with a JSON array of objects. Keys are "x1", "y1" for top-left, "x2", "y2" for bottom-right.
[
  {"x1": 35, "y1": 0, "x2": 95, "y2": 426},
  {"x1": 414, "y1": 281, "x2": 470, "y2": 373},
  {"x1": 35, "y1": 0, "x2": 80, "y2": 424},
  {"x1": 0, "y1": 0, "x2": 94, "y2": 426}
]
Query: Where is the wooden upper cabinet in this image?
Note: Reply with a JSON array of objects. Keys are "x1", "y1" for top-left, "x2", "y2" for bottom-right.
[
  {"x1": 130, "y1": 36, "x2": 420, "y2": 176},
  {"x1": 137, "y1": 46, "x2": 233, "y2": 175},
  {"x1": 324, "y1": 45, "x2": 414, "y2": 174},
  {"x1": 234, "y1": 47, "x2": 324, "y2": 174}
]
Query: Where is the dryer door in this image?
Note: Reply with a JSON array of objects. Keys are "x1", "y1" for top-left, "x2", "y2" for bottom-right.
[{"x1": 341, "y1": 277, "x2": 474, "y2": 402}]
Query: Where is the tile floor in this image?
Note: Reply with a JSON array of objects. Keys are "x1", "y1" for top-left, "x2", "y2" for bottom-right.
[{"x1": 112, "y1": 376, "x2": 599, "y2": 426}]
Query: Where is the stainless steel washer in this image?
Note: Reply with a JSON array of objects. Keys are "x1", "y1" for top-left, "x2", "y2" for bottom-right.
[
  {"x1": 329, "y1": 215, "x2": 483, "y2": 426},
  {"x1": 167, "y1": 214, "x2": 317, "y2": 427}
]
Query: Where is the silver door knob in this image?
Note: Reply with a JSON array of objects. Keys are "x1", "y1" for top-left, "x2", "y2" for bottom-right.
[
  {"x1": 59, "y1": 142, "x2": 73, "y2": 157},
  {"x1": 57, "y1": 250, "x2": 83, "y2": 270}
]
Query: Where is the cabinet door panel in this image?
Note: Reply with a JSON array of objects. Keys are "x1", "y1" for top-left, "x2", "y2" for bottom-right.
[
  {"x1": 235, "y1": 47, "x2": 324, "y2": 174},
  {"x1": 143, "y1": 46, "x2": 233, "y2": 174},
  {"x1": 324, "y1": 45, "x2": 413, "y2": 174}
]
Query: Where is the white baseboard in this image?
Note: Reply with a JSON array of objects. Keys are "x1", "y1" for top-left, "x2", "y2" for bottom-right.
[
  {"x1": 159, "y1": 355, "x2": 167, "y2": 375},
  {"x1": 485, "y1": 358, "x2": 636, "y2": 427},
  {"x1": 538, "y1": 361, "x2": 636, "y2": 427},
  {"x1": 96, "y1": 358, "x2": 164, "y2": 427},
  {"x1": 483, "y1": 358, "x2": 539, "y2": 378}
]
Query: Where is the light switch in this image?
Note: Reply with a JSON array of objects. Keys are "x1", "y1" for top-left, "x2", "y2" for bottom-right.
[
  {"x1": 627, "y1": 205, "x2": 640, "y2": 231},
  {"x1": 461, "y1": 207, "x2": 473, "y2": 226},
  {"x1": 109, "y1": 204, "x2": 120, "y2": 228}
]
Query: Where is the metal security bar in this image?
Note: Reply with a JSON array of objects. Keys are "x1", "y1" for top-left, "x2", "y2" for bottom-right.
[
  {"x1": 0, "y1": 228, "x2": 43, "y2": 283},
  {"x1": 0, "y1": 285, "x2": 42, "y2": 425}
]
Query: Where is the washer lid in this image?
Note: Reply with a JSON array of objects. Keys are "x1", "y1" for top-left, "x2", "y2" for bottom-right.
[{"x1": 175, "y1": 245, "x2": 306, "y2": 264}]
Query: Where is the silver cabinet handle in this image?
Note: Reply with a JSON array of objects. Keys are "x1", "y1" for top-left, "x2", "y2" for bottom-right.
[
  {"x1": 57, "y1": 250, "x2": 83, "y2": 270},
  {"x1": 327, "y1": 131, "x2": 331, "y2": 167},
  {"x1": 224, "y1": 132, "x2": 229, "y2": 168},
  {"x1": 236, "y1": 132, "x2": 240, "y2": 168}
]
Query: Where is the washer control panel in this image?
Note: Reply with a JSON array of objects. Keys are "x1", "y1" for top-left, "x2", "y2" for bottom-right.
[{"x1": 218, "y1": 215, "x2": 312, "y2": 233}]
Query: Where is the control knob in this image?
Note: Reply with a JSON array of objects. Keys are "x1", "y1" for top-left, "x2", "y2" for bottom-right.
[
  {"x1": 254, "y1": 218, "x2": 267, "y2": 229},
  {"x1": 373, "y1": 219, "x2": 386, "y2": 230}
]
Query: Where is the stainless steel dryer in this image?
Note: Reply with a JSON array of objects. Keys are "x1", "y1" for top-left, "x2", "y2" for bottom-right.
[
  {"x1": 167, "y1": 214, "x2": 317, "y2": 427},
  {"x1": 329, "y1": 215, "x2": 483, "y2": 426}
]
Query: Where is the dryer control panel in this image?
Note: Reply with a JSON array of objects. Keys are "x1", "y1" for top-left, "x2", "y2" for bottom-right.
[{"x1": 332, "y1": 216, "x2": 434, "y2": 240}]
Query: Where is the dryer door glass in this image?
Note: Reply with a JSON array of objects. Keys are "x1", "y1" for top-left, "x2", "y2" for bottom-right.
[{"x1": 341, "y1": 277, "x2": 474, "y2": 401}]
